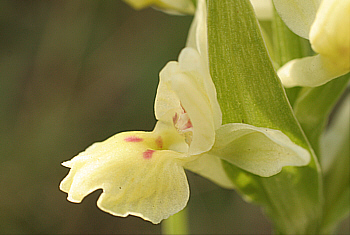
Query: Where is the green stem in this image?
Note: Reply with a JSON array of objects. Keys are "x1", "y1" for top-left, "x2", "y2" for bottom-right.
[{"x1": 161, "y1": 208, "x2": 189, "y2": 235}]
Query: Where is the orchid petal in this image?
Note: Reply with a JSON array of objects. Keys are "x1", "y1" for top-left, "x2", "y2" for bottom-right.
[
  {"x1": 184, "y1": 154, "x2": 235, "y2": 189},
  {"x1": 155, "y1": 0, "x2": 221, "y2": 154},
  {"x1": 155, "y1": 47, "x2": 221, "y2": 155},
  {"x1": 186, "y1": 0, "x2": 208, "y2": 61},
  {"x1": 278, "y1": 54, "x2": 349, "y2": 87},
  {"x1": 208, "y1": 123, "x2": 311, "y2": 177},
  {"x1": 273, "y1": 0, "x2": 322, "y2": 39},
  {"x1": 177, "y1": 48, "x2": 222, "y2": 130},
  {"x1": 60, "y1": 122, "x2": 189, "y2": 224}
]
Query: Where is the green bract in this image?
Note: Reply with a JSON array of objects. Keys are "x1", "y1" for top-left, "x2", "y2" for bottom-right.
[{"x1": 208, "y1": 0, "x2": 322, "y2": 233}]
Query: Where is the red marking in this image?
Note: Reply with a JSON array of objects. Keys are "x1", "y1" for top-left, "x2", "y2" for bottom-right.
[
  {"x1": 143, "y1": 149, "x2": 155, "y2": 159},
  {"x1": 180, "y1": 104, "x2": 186, "y2": 112},
  {"x1": 172, "y1": 113, "x2": 178, "y2": 125},
  {"x1": 156, "y1": 136, "x2": 163, "y2": 149},
  {"x1": 185, "y1": 120, "x2": 193, "y2": 129},
  {"x1": 124, "y1": 136, "x2": 143, "y2": 142}
]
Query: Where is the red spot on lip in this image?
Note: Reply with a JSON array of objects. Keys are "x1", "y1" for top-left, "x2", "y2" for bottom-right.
[
  {"x1": 156, "y1": 136, "x2": 163, "y2": 149},
  {"x1": 124, "y1": 136, "x2": 143, "y2": 142},
  {"x1": 143, "y1": 149, "x2": 155, "y2": 159}
]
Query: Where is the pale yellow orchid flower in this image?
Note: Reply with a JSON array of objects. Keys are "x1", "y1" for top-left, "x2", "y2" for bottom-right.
[
  {"x1": 122, "y1": 0, "x2": 195, "y2": 15},
  {"x1": 60, "y1": 0, "x2": 310, "y2": 224},
  {"x1": 274, "y1": 0, "x2": 350, "y2": 87}
]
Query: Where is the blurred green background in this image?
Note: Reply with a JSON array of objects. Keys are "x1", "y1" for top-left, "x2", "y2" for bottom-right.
[{"x1": 0, "y1": 1, "x2": 348, "y2": 234}]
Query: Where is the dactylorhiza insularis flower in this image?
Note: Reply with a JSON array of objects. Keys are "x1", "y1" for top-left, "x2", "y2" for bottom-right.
[
  {"x1": 274, "y1": 0, "x2": 350, "y2": 87},
  {"x1": 122, "y1": 0, "x2": 195, "y2": 15},
  {"x1": 60, "y1": 0, "x2": 310, "y2": 224}
]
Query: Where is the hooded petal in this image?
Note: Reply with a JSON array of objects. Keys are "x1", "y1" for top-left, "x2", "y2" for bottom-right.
[
  {"x1": 186, "y1": 0, "x2": 208, "y2": 61},
  {"x1": 155, "y1": 47, "x2": 221, "y2": 155},
  {"x1": 185, "y1": 0, "x2": 220, "y2": 112},
  {"x1": 155, "y1": 0, "x2": 221, "y2": 154},
  {"x1": 207, "y1": 123, "x2": 311, "y2": 177},
  {"x1": 60, "y1": 122, "x2": 189, "y2": 224},
  {"x1": 273, "y1": 0, "x2": 322, "y2": 39},
  {"x1": 277, "y1": 54, "x2": 349, "y2": 87}
]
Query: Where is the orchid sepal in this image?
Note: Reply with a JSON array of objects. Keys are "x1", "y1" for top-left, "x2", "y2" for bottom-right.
[
  {"x1": 278, "y1": 54, "x2": 349, "y2": 88},
  {"x1": 207, "y1": 123, "x2": 311, "y2": 177}
]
